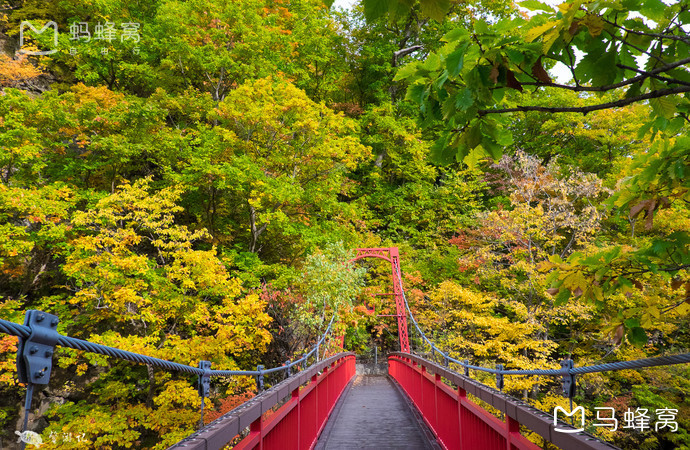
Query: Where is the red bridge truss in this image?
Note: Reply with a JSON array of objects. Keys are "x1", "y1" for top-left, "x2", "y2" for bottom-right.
[{"x1": 349, "y1": 247, "x2": 410, "y2": 353}]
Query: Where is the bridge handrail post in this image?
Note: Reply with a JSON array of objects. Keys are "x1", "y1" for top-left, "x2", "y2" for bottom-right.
[
  {"x1": 285, "y1": 360, "x2": 291, "y2": 378},
  {"x1": 496, "y1": 364, "x2": 504, "y2": 391},
  {"x1": 256, "y1": 365, "x2": 265, "y2": 393},
  {"x1": 463, "y1": 359, "x2": 469, "y2": 377},
  {"x1": 561, "y1": 358, "x2": 576, "y2": 398},
  {"x1": 197, "y1": 360, "x2": 211, "y2": 429}
]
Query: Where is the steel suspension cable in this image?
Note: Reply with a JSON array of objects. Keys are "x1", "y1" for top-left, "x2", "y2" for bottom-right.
[
  {"x1": 393, "y1": 270, "x2": 690, "y2": 377},
  {"x1": 0, "y1": 312, "x2": 337, "y2": 377}
]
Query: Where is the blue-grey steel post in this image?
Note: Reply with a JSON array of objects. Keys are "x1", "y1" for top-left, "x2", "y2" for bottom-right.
[
  {"x1": 496, "y1": 364, "x2": 504, "y2": 390},
  {"x1": 256, "y1": 365, "x2": 265, "y2": 392},
  {"x1": 197, "y1": 360, "x2": 211, "y2": 429}
]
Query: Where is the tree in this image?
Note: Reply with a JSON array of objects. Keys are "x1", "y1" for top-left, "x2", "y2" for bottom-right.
[
  {"x1": 451, "y1": 152, "x2": 607, "y2": 358},
  {"x1": 0, "y1": 54, "x2": 43, "y2": 90},
  {"x1": 393, "y1": 0, "x2": 690, "y2": 165},
  {"x1": 353, "y1": 103, "x2": 486, "y2": 247},
  {"x1": 176, "y1": 77, "x2": 369, "y2": 255},
  {"x1": 507, "y1": 90, "x2": 653, "y2": 177},
  {"x1": 390, "y1": 0, "x2": 690, "y2": 332},
  {"x1": 29, "y1": 178, "x2": 271, "y2": 449},
  {"x1": 417, "y1": 280, "x2": 558, "y2": 393}
]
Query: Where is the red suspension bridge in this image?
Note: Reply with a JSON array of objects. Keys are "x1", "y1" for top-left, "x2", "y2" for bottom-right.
[{"x1": 3, "y1": 247, "x2": 690, "y2": 450}]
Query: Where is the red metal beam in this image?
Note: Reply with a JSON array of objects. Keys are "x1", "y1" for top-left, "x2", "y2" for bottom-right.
[
  {"x1": 168, "y1": 353, "x2": 356, "y2": 450},
  {"x1": 388, "y1": 353, "x2": 619, "y2": 450},
  {"x1": 349, "y1": 247, "x2": 410, "y2": 353}
]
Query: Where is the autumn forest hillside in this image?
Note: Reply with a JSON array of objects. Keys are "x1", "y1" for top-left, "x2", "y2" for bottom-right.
[{"x1": 0, "y1": 0, "x2": 689, "y2": 448}]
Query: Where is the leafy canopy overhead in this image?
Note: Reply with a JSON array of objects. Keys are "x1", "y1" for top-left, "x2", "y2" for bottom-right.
[{"x1": 393, "y1": 0, "x2": 690, "y2": 165}]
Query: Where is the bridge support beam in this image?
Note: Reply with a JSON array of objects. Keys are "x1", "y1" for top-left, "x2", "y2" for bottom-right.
[{"x1": 350, "y1": 247, "x2": 410, "y2": 353}]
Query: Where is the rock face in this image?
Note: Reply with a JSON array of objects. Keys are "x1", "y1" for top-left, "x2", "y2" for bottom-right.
[{"x1": 11, "y1": 390, "x2": 67, "y2": 450}]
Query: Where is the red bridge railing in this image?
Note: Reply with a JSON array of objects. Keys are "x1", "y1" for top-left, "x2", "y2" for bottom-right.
[
  {"x1": 169, "y1": 353, "x2": 355, "y2": 450},
  {"x1": 389, "y1": 353, "x2": 618, "y2": 450}
]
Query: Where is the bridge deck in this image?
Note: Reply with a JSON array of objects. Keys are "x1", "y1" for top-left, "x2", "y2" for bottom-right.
[{"x1": 315, "y1": 375, "x2": 439, "y2": 450}]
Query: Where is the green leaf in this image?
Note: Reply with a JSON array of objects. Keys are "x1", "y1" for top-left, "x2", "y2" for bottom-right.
[
  {"x1": 518, "y1": 0, "x2": 553, "y2": 11},
  {"x1": 640, "y1": 0, "x2": 667, "y2": 21},
  {"x1": 393, "y1": 62, "x2": 420, "y2": 81},
  {"x1": 465, "y1": 123, "x2": 482, "y2": 149},
  {"x1": 494, "y1": 127, "x2": 514, "y2": 146},
  {"x1": 420, "y1": 0, "x2": 450, "y2": 21},
  {"x1": 592, "y1": 51, "x2": 617, "y2": 86},
  {"x1": 442, "y1": 28, "x2": 470, "y2": 43},
  {"x1": 482, "y1": 139, "x2": 503, "y2": 160},
  {"x1": 624, "y1": 318, "x2": 640, "y2": 328},
  {"x1": 628, "y1": 326, "x2": 648, "y2": 347},
  {"x1": 429, "y1": 133, "x2": 455, "y2": 165},
  {"x1": 624, "y1": 82, "x2": 642, "y2": 99},
  {"x1": 525, "y1": 21, "x2": 559, "y2": 43},
  {"x1": 363, "y1": 0, "x2": 395, "y2": 21},
  {"x1": 406, "y1": 82, "x2": 429, "y2": 104},
  {"x1": 554, "y1": 288, "x2": 571, "y2": 306},
  {"x1": 505, "y1": 49, "x2": 524, "y2": 64},
  {"x1": 420, "y1": 53, "x2": 441, "y2": 72},
  {"x1": 637, "y1": 121, "x2": 653, "y2": 138},
  {"x1": 446, "y1": 43, "x2": 469, "y2": 77},
  {"x1": 455, "y1": 88, "x2": 474, "y2": 111},
  {"x1": 463, "y1": 146, "x2": 486, "y2": 168},
  {"x1": 649, "y1": 96, "x2": 677, "y2": 119}
]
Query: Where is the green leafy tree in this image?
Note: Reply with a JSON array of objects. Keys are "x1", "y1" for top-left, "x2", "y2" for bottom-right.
[
  {"x1": 35, "y1": 178, "x2": 272, "y2": 449},
  {"x1": 394, "y1": 0, "x2": 690, "y2": 165},
  {"x1": 176, "y1": 77, "x2": 370, "y2": 256}
]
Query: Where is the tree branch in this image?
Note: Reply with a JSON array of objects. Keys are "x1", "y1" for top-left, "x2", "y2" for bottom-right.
[
  {"x1": 478, "y1": 86, "x2": 690, "y2": 115},
  {"x1": 521, "y1": 57, "x2": 690, "y2": 93},
  {"x1": 616, "y1": 63, "x2": 690, "y2": 88},
  {"x1": 601, "y1": 17, "x2": 690, "y2": 43},
  {"x1": 393, "y1": 45, "x2": 423, "y2": 66}
]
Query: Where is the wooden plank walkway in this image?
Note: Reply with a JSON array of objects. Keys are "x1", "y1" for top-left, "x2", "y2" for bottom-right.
[{"x1": 315, "y1": 375, "x2": 439, "y2": 450}]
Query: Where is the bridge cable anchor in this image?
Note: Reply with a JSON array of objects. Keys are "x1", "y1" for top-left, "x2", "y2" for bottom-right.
[
  {"x1": 197, "y1": 360, "x2": 211, "y2": 429},
  {"x1": 16, "y1": 310, "x2": 59, "y2": 450},
  {"x1": 561, "y1": 358, "x2": 576, "y2": 399},
  {"x1": 496, "y1": 364, "x2": 504, "y2": 391}
]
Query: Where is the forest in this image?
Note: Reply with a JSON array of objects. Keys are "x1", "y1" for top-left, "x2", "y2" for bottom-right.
[{"x1": 0, "y1": 0, "x2": 689, "y2": 448}]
